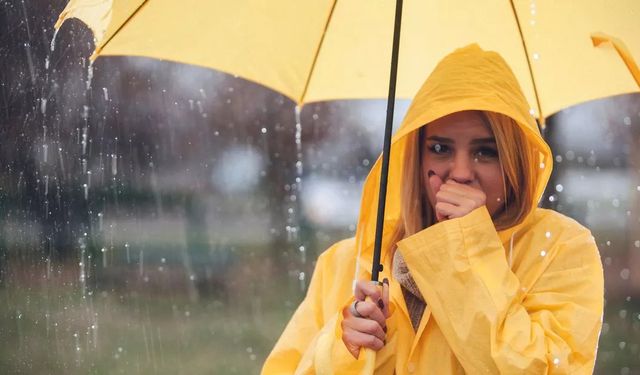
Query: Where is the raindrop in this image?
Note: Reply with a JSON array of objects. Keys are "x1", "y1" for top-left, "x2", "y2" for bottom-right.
[
  {"x1": 102, "y1": 87, "x2": 109, "y2": 101},
  {"x1": 529, "y1": 108, "x2": 535, "y2": 116},
  {"x1": 606, "y1": 240, "x2": 611, "y2": 246},
  {"x1": 623, "y1": 116, "x2": 631, "y2": 126},
  {"x1": 619, "y1": 341, "x2": 626, "y2": 350},
  {"x1": 619, "y1": 309, "x2": 627, "y2": 319},
  {"x1": 555, "y1": 184, "x2": 563, "y2": 192},
  {"x1": 261, "y1": 127, "x2": 267, "y2": 134},
  {"x1": 552, "y1": 358, "x2": 560, "y2": 366},
  {"x1": 620, "y1": 268, "x2": 630, "y2": 280},
  {"x1": 362, "y1": 159, "x2": 370, "y2": 166},
  {"x1": 555, "y1": 155, "x2": 562, "y2": 163},
  {"x1": 83, "y1": 184, "x2": 88, "y2": 200},
  {"x1": 612, "y1": 199, "x2": 620, "y2": 208},
  {"x1": 540, "y1": 250, "x2": 547, "y2": 257},
  {"x1": 545, "y1": 231, "x2": 552, "y2": 238},
  {"x1": 532, "y1": 52, "x2": 540, "y2": 60},
  {"x1": 40, "y1": 98, "x2": 47, "y2": 114},
  {"x1": 634, "y1": 240, "x2": 639, "y2": 248},
  {"x1": 312, "y1": 113, "x2": 319, "y2": 120},
  {"x1": 548, "y1": 195, "x2": 556, "y2": 202},
  {"x1": 565, "y1": 150, "x2": 575, "y2": 161},
  {"x1": 86, "y1": 62, "x2": 94, "y2": 90},
  {"x1": 43, "y1": 144, "x2": 48, "y2": 163},
  {"x1": 111, "y1": 154, "x2": 118, "y2": 175},
  {"x1": 539, "y1": 162, "x2": 545, "y2": 169}
]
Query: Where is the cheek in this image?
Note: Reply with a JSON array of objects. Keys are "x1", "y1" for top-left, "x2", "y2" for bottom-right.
[{"x1": 477, "y1": 166, "x2": 505, "y2": 209}]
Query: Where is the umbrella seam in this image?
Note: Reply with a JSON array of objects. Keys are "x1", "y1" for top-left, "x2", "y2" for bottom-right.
[
  {"x1": 298, "y1": 0, "x2": 338, "y2": 106},
  {"x1": 508, "y1": 0, "x2": 545, "y2": 128}
]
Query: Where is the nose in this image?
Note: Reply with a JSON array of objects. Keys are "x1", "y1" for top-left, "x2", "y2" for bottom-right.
[{"x1": 448, "y1": 153, "x2": 475, "y2": 184}]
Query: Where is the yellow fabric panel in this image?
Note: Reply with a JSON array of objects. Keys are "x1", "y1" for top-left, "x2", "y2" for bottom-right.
[{"x1": 513, "y1": 0, "x2": 640, "y2": 118}]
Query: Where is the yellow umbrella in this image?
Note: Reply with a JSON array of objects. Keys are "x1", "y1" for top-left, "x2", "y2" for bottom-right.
[{"x1": 56, "y1": 0, "x2": 639, "y2": 123}]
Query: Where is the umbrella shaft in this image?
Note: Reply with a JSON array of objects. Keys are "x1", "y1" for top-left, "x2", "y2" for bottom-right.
[{"x1": 372, "y1": 0, "x2": 403, "y2": 282}]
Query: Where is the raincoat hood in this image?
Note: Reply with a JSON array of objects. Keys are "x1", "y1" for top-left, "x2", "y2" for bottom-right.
[{"x1": 355, "y1": 44, "x2": 553, "y2": 272}]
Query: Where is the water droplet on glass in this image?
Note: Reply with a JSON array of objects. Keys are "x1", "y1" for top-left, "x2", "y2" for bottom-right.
[{"x1": 623, "y1": 116, "x2": 631, "y2": 126}]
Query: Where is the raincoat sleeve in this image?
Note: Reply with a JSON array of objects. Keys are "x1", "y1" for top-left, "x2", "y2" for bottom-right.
[
  {"x1": 397, "y1": 206, "x2": 604, "y2": 374},
  {"x1": 261, "y1": 240, "x2": 371, "y2": 375}
]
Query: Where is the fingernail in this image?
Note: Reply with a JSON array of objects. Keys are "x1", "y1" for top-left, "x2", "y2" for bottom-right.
[
  {"x1": 427, "y1": 170, "x2": 435, "y2": 177},
  {"x1": 383, "y1": 277, "x2": 389, "y2": 285},
  {"x1": 378, "y1": 299, "x2": 385, "y2": 309}
]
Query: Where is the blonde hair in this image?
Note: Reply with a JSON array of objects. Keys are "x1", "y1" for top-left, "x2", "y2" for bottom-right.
[{"x1": 389, "y1": 110, "x2": 538, "y2": 256}]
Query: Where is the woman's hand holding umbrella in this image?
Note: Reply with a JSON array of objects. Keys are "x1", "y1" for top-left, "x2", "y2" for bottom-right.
[{"x1": 341, "y1": 279, "x2": 390, "y2": 359}]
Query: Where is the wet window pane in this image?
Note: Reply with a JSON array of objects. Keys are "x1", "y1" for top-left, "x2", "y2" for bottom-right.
[{"x1": 1, "y1": 2, "x2": 638, "y2": 373}]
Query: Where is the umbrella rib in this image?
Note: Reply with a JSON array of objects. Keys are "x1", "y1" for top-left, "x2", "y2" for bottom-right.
[
  {"x1": 298, "y1": 0, "x2": 338, "y2": 105},
  {"x1": 508, "y1": 0, "x2": 545, "y2": 126}
]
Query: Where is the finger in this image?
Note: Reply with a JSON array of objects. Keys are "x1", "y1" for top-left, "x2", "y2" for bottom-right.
[
  {"x1": 435, "y1": 189, "x2": 477, "y2": 207},
  {"x1": 351, "y1": 300, "x2": 387, "y2": 329},
  {"x1": 342, "y1": 327, "x2": 385, "y2": 352},
  {"x1": 440, "y1": 181, "x2": 486, "y2": 202},
  {"x1": 435, "y1": 201, "x2": 464, "y2": 220},
  {"x1": 344, "y1": 315, "x2": 386, "y2": 342},
  {"x1": 382, "y1": 278, "x2": 390, "y2": 318},
  {"x1": 428, "y1": 171, "x2": 444, "y2": 196},
  {"x1": 354, "y1": 280, "x2": 382, "y2": 302}
]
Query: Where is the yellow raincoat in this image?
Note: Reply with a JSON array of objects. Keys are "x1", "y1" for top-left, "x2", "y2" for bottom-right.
[{"x1": 262, "y1": 45, "x2": 604, "y2": 374}]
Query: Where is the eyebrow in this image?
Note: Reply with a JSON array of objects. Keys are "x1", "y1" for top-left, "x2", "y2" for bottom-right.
[{"x1": 426, "y1": 136, "x2": 496, "y2": 145}]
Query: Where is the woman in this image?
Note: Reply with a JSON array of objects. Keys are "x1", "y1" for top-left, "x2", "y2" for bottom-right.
[{"x1": 262, "y1": 44, "x2": 604, "y2": 374}]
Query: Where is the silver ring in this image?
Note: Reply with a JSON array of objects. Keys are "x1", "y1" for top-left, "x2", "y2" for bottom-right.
[{"x1": 349, "y1": 300, "x2": 363, "y2": 318}]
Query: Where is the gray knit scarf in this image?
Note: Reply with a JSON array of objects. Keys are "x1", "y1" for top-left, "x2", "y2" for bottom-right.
[{"x1": 392, "y1": 250, "x2": 427, "y2": 332}]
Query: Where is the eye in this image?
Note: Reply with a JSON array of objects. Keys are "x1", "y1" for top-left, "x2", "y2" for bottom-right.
[
  {"x1": 428, "y1": 143, "x2": 450, "y2": 155},
  {"x1": 475, "y1": 146, "x2": 499, "y2": 160}
]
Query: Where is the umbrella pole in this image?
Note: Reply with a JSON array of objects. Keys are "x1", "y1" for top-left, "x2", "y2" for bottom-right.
[{"x1": 371, "y1": 0, "x2": 403, "y2": 282}]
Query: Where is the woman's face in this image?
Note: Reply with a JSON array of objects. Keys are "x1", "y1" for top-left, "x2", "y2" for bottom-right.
[{"x1": 422, "y1": 111, "x2": 505, "y2": 217}]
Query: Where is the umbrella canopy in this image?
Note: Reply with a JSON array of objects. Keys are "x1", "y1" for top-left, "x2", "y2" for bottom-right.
[{"x1": 56, "y1": 0, "x2": 640, "y2": 123}]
